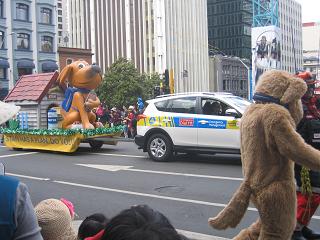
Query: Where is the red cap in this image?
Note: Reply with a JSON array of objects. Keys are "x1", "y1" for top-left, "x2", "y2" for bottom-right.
[
  {"x1": 296, "y1": 71, "x2": 315, "y2": 85},
  {"x1": 84, "y1": 229, "x2": 105, "y2": 240}
]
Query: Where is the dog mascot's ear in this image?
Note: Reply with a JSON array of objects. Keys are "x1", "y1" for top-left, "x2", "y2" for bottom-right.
[
  {"x1": 280, "y1": 76, "x2": 307, "y2": 105},
  {"x1": 57, "y1": 65, "x2": 72, "y2": 90}
]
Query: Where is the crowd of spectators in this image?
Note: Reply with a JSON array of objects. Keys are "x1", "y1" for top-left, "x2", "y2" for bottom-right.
[{"x1": 95, "y1": 103, "x2": 139, "y2": 138}]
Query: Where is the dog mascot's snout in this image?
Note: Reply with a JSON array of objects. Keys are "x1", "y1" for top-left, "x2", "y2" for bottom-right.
[{"x1": 87, "y1": 65, "x2": 102, "y2": 78}]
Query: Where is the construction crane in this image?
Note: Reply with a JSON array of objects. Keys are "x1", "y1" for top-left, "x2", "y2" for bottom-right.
[{"x1": 253, "y1": 0, "x2": 279, "y2": 27}]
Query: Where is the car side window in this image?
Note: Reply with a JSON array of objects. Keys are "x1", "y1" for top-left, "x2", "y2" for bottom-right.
[
  {"x1": 201, "y1": 98, "x2": 234, "y2": 116},
  {"x1": 166, "y1": 97, "x2": 197, "y2": 114},
  {"x1": 154, "y1": 100, "x2": 169, "y2": 111}
]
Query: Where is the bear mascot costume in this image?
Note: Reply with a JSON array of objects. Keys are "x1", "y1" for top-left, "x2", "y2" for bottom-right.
[{"x1": 209, "y1": 70, "x2": 320, "y2": 240}]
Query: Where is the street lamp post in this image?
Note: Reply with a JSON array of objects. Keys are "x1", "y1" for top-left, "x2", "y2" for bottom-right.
[{"x1": 234, "y1": 57, "x2": 252, "y2": 100}]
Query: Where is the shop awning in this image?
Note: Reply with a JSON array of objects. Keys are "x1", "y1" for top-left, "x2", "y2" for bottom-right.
[
  {"x1": 42, "y1": 61, "x2": 58, "y2": 71},
  {"x1": 17, "y1": 60, "x2": 35, "y2": 69},
  {"x1": 0, "y1": 59, "x2": 10, "y2": 68}
]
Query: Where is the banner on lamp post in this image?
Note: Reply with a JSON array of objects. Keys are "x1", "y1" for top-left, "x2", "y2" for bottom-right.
[{"x1": 251, "y1": 26, "x2": 282, "y2": 91}]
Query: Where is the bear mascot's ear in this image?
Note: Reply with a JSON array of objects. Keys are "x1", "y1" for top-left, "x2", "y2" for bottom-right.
[
  {"x1": 280, "y1": 76, "x2": 307, "y2": 105},
  {"x1": 57, "y1": 65, "x2": 73, "y2": 90}
]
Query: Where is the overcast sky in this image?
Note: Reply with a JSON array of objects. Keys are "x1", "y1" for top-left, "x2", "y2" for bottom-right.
[{"x1": 295, "y1": 0, "x2": 320, "y2": 23}]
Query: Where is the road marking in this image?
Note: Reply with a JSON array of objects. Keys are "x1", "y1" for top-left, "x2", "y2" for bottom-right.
[
  {"x1": 5, "y1": 173, "x2": 320, "y2": 221},
  {"x1": 72, "y1": 220, "x2": 229, "y2": 240},
  {"x1": 77, "y1": 164, "x2": 243, "y2": 181},
  {"x1": 6, "y1": 172, "x2": 50, "y2": 181},
  {"x1": 0, "y1": 145, "x2": 6, "y2": 148},
  {"x1": 54, "y1": 180, "x2": 256, "y2": 210},
  {"x1": 89, "y1": 153, "x2": 147, "y2": 158},
  {"x1": 54, "y1": 180, "x2": 320, "y2": 221},
  {"x1": 177, "y1": 229, "x2": 229, "y2": 240},
  {"x1": 77, "y1": 164, "x2": 134, "y2": 172},
  {"x1": 0, "y1": 152, "x2": 38, "y2": 158}
]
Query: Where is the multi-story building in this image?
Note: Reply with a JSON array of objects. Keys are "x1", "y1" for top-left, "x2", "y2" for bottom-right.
[
  {"x1": 67, "y1": 0, "x2": 145, "y2": 73},
  {"x1": 209, "y1": 55, "x2": 249, "y2": 98},
  {"x1": 67, "y1": 0, "x2": 91, "y2": 49},
  {"x1": 207, "y1": 0, "x2": 252, "y2": 60},
  {"x1": 90, "y1": 0, "x2": 145, "y2": 73},
  {"x1": 57, "y1": 0, "x2": 70, "y2": 47},
  {"x1": 302, "y1": 22, "x2": 320, "y2": 77},
  {"x1": 279, "y1": 0, "x2": 303, "y2": 73},
  {"x1": 207, "y1": 0, "x2": 302, "y2": 73},
  {"x1": 156, "y1": 0, "x2": 209, "y2": 92},
  {"x1": 0, "y1": 0, "x2": 58, "y2": 100},
  {"x1": 66, "y1": 0, "x2": 209, "y2": 92}
]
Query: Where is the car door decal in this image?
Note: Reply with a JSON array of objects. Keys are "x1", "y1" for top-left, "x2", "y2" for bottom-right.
[{"x1": 137, "y1": 116, "x2": 239, "y2": 129}]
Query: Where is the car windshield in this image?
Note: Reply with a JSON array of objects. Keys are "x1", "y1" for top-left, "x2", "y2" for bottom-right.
[{"x1": 222, "y1": 96, "x2": 251, "y2": 112}]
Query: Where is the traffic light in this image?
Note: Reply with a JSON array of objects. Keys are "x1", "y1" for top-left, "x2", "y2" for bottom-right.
[{"x1": 154, "y1": 86, "x2": 160, "y2": 97}]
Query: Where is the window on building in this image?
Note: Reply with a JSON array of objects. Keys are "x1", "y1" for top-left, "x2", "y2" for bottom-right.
[
  {"x1": 66, "y1": 58, "x2": 73, "y2": 65},
  {"x1": 40, "y1": 8, "x2": 52, "y2": 24},
  {"x1": 0, "y1": 68, "x2": 5, "y2": 79},
  {"x1": 58, "y1": 2, "x2": 62, "y2": 8},
  {"x1": 17, "y1": 33, "x2": 30, "y2": 50},
  {"x1": 41, "y1": 36, "x2": 53, "y2": 52},
  {"x1": 18, "y1": 68, "x2": 32, "y2": 77},
  {"x1": 58, "y1": 24, "x2": 63, "y2": 30},
  {"x1": 0, "y1": 31, "x2": 4, "y2": 49},
  {"x1": 58, "y1": 17, "x2": 62, "y2": 22},
  {"x1": 16, "y1": 3, "x2": 29, "y2": 21},
  {"x1": 0, "y1": 0, "x2": 3, "y2": 18},
  {"x1": 58, "y1": 9, "x2": 62, "y2": 15}
]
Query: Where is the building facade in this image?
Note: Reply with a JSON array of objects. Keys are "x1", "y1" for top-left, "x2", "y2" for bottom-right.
[
  {"x1": 207, "y1": 0, "x2": 252, "y2": 60},
  {"x1": 66, "y1": 0, "x2": 145, "y2": 72},
  {"x1": 91, "y1": 0, "x2": 145, "y2": 72},
  {"x1": 158, "y1": 0, "x2": 210, "y2": 92},
  {"x1": 279, "y1": 0, "x2": 303, "y2": 73},
  {"x1": 58, "y1": 47, "x2": 93, "y2": 70},
  {"x1": 0, "y1": 0, "x2": 58, "y2": 100},
  {"x1": 302, "y1": 22, "x2": 320, "y2": 77},
  {"x1": 67, "y1": 0, "x2": 91, "y2": 49},
  {"x1": 209, "y1": 55, "x2": 249, "y2": 98},
  {"x1": 66, "y1": 0, "x2": 209, "y2": 92},
  {"x1": 57, "y1": 0, "x2": 70, "y2": 47}
]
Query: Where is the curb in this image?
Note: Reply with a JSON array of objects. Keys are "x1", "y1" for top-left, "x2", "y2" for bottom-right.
[{"x1": 73, "y1": 221, "x2": 229, "y2": 240}]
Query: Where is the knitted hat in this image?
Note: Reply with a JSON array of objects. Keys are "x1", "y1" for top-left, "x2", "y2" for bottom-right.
[
  {"x1": 0, "y1": 101, "x2": 20, "y2": 125},
  {"x1": 35, "y1": 199, "x2": 77, "y2": 240}
]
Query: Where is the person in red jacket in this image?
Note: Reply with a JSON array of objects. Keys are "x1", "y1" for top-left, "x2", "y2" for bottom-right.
[{"x1": 293, "y1": 71, "x2": 320, "y2": 240}]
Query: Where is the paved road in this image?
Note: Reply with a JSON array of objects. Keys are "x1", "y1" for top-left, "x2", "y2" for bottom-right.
[{"x1": 0, "y1": 142, "x2": 319, "y2": 239}]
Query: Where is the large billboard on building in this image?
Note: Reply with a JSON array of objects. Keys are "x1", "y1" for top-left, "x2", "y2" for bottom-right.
[{"x1": 252, "y1": 26, "x2": 282, "y2": 89}]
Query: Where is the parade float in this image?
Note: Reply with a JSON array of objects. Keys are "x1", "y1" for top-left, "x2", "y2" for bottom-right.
[{"x1": 1, "y1": 61, "x2": 123, "y2": 153}]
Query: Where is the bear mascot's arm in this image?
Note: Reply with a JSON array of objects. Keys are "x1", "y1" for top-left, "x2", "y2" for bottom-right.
[{"x1": 272, "y1": 109, "x2": 320, "y2": 170}]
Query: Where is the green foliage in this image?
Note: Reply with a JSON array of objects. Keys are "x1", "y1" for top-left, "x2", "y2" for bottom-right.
[{"x1": 97, "y1": 58, "x2": 161, "y2": 107}]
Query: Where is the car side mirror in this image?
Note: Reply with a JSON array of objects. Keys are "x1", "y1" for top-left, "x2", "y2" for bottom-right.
[{"x1": 225, "y1": 109, "x2": 240, "y2": 118}]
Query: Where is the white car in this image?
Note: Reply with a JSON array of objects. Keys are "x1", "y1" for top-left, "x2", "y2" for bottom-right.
[{"x1": 134, "y1": 92, "x2": 251, "y2": 161}]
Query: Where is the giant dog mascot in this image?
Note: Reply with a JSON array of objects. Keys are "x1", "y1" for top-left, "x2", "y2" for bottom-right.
[
  {"x1": 57, "y1": 61, "x2": 102, "y2": 129},
  {"x1": 209, "y1": 70, "x2": 320, "y2": 240}
]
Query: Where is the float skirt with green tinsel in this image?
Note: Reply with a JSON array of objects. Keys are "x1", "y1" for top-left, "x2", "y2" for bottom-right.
[{"x1": 0, "y1": 126, "x2": 124, "y2": 153}]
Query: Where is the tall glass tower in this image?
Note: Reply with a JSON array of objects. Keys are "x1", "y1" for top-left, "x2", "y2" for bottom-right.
[{"x1": 207, "y1": 0, "x2": 252, "y2": 59}]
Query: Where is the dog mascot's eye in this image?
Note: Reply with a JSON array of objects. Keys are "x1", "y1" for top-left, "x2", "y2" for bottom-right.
[{"x1": 78, "y1": 63, "x2": 85, "y2": 69}]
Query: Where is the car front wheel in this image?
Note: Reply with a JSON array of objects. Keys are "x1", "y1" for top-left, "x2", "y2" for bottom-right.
[{"x1": 147, "y1": 133, "x2": 173, "y2": 162}]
